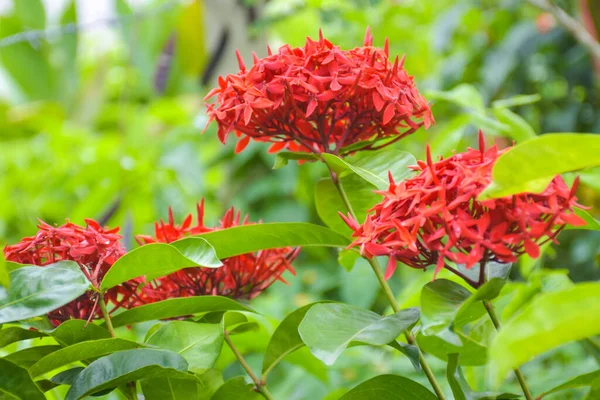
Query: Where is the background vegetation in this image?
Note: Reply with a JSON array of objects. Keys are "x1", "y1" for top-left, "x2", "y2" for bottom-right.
[{"x1": 0, "y1": 0, "x2": 598, "y2": 398}]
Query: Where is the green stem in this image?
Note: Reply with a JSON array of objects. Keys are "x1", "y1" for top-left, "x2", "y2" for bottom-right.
[
  {"x1": 483, "y1": 301, "x2": 533, "y2": 400},
  {"x1": 224, "y1": 330, "x2": 275, "y2": 400},
  {"x1": 329, "y1": 169, "x2": 446, "y2": 400},
  {"x1": 127, "y1": 382, "x2": 137, "y2": 400},
  {"x1": 98, "y1": 293, "x2": 116, "y2": 338}
]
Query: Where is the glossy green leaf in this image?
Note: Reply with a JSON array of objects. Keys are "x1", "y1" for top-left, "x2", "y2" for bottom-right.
[
  {"x1": 50, "y1": 319, "x2": 112, "y2": 346},
  {"x1": 145, "y1": 321, "x2": 223, "y2": 374},
  {"x1": 0, "y1": 261, "x2": 90, "y2": 324},
  {"x1": 314, "y1": 177, "x2": 380, "y2": 235},
  {"x1": 30, "y1": 338, "x2": 144, "y2": 378},
  {"x1": 0, "y1": 359, "x2": 46, "y2": 400},
  {"x1": 211, "y1": 377, "x2": 262, "y2": 400},
  {"x1": 142, "y1": 369, "x2": 223, "y2": 400},
  {"x1": 426, "y1": 84, "x2": 486, "y2": 113},
  {"x1": 14, "y1": 0, "x2": 46, "y2": 30},
  {"x1": 491, "y1": 94, "x2": 541, "y2": 109},
  {"x1": 491, "y1": 108, "x2": 536, "y2": 142},
  {"x1": 298, "y1": 303, "x2": 419, "y2": 365},
  {"x1": 339, "y1": 374, "x2": 437, "y2": 400},
  {"x1": 430, "y1": 115, "x2": 471, "y2": 158},
  {"x1": 490, "y1": 283, "x2": 600, "y2": 385},
  {"x1": 479, "y1": 134, "x2": 600, "y2": 199},
  {"x1": 196, "y1": 223, "x2": 350, "y2": 259},
  {"x1": 4, "y1": 345, "x2": 61, "y2": 368},
  {"x1": 101, "y1": 238, "x2": 221, "y2": 290},
  {"x1": 322, "y1": 150, "x2": 416, "y2": 190},
  {"x1": 50, "y1": 367, "x2": 84, "y2": 385},
  {"x1": 0, "y1": 326, "x2": 47, "y2": 348},
  {"x1": 454, "y1": 278, "x2": 507, "y2": 326},
  {"x1": 66, "y1": 348, "x2": 196, "y2": 400},
  {"x1": 564, "y1": 208, "x2": 600, "y2": 231},
  {"x1": 273, "y1": 152, "x2": 318, "y2": 169},
  {"x1": 417, "y1": 330, "x2": 488, "y2": 366},
  {"x1": 447, "y1": 354, "x2": 519, "y2": 400},
  {"x1": 0, "y1": 253, "x2": 9, "y2": 288},
  {"x1": 337, "y1": 249, "x2": 361, "y2": 272},
  {"x1": 108, "y1": 296, "x2": 255, "y2": 328},
  {"x1": 420, "y1": 279, "x2": 483, "y2": 336},
  {"x1": 538, "y1": 369, "x2": 600, "y2": 399},
  {"x1": 262, "y1": 301, "x2": 332, "y2": 378}
]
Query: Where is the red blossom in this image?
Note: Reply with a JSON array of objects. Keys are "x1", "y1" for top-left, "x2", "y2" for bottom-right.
[
  {"x1": 204, "y1": 28, "x2": 433, "y2": 156},
  {"x1": 3, "y1": 220, "x2": 134, "y2": 326},
  {"x1": 132, "y1": 200, "x2": 299, "y2": 303},
  {"x1": 343, "y1": 132, "x2": 586, "y2": 283}
]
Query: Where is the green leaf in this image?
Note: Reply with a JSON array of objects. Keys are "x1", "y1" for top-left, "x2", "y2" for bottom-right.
[
  {"x1": 30, "y1": 338, "x2": 144, "y2": 378},
  {"x1": 14, "y1": 0, "x2": 46, "y2": 29},
  {"x1": 145, "y1": 321, "x2": 223, "y2": 374},
  {"x1": 273, "y1": 152, "x2": 318, "y2": 169},
  {"x1": 107, "y1": 296, "x2": 255, "y2": 328},
  {"x1": 321, "y1": 150, "x2": 416, "y2": 190},
  {"x1": 337, "y1": 249, "x2": 361, "y2": 272},
  {"x1": 315, "y1": 176, "x2": 380, "y2": 235},
  {"x1": 65, "y1": 348, "x2": 196, "y2": 400},
  {"x1": 426, "y1": 84, "x2": 486, "y2": 113},
  {"x1": 141, "y1": 377, "x2": 205, "y2": 400},
  {"x1": 0, "y1": 326, "x2": 47, "y2": 348},
  {"x1": 564, "y1": 208, "x2": 600, "y2": 231},
  {"x1": 491, "y1": 94, "x2": 541, "y2": 109},
  {"x1": 430, "y1": 115, "x2": 471, "y2": 158},
  {"x1": 479, "y1": 134, "x2": 600, "y2": 199},
  {"x1": 176, "y1": 0, "x2": 206, "y2": 75},
  {"x1": 0, "y1": 261, "x2": 90, "y2": 324},
  {"x1": 50, "y1": 319, "x2": 112, "y2": 346},
  {"x1": 339, "y1": 374, "x2": 437, "y2": 400},
  {"x1": 490, "y1": 283, "x2": 600, "y2": 386},
  {"x1": 417, "y1": 331, "x2": 488, "y2": 366},
  {"x1": 262, "y1": 301, "x2": 332, "y2": 378},
  {"x1": 420, "y1": 279, "x2": 483, "y2": 336},
  {"x1": 298, "y1": 303, "x2": 419, "y2": 365},
  {"x1": 0, "y1": 252, "x2": 9, "y2": 288},
  {"x1": 50, "y1": 367, "x2": 84, "y2": 385},
  {"x1": 454, "y1": 278, "x2": 508, "y2": 327},
  {"x1": 491, "y1": 108, "x2": 536, "y2": 142},
  {"x1": 211, "y1": 377, "x2": 262, "y2": 400},
  {"x1": 101, "y1": 238, "x2": 221, "y2": 290},
  {"x1": 538, "y1": 369, "x2": 600, "y2": 399},
  {"x1": 0, "y1": 359, "x2": 46, "y2": 400},
  {"x1": 4, "y1": 345, "x2": 61, "y2": 368},
  {"x1": 197, "y1": 223, "x2": 350, "y2": 259},
  {"x1": 447, "y1": 354, "x2": 519, "y2": 400}
]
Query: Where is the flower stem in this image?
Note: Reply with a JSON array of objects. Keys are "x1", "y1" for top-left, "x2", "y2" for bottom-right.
[
  {"x1": 483, "y1": 301, "x2": 533, "y2": 400},
  {"x1": 224, "y1": 330, "x2": 274, "y2": 400},
  {"x1": 328, "y1": 169, "x2": 446, "y2": 400},
  {"x1": 98, "y1": 293, "x2": 116, "y2": 338}
]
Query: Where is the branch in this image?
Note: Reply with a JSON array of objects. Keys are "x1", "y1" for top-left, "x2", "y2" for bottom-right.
[{"x1": 527, "y1": 0, "x2": 600, "y2": 60}]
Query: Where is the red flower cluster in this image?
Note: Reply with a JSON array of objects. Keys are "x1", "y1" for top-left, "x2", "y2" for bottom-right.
[
  {"x1": 342, "y1": 133, "x2": 586, "y2": 282},
  {"x1": 133, "y1": 200, "x2": 299, "y2": 302},
  {"x1": 204, "y1": 28, "x2": 433, "y2": 156},
  {"x1": 3, "y1": 220, "x2": 134, "y2": 326}
]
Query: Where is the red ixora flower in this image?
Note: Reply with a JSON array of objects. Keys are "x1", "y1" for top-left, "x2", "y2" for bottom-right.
[
  {"x1": 3, "y1": 219, "x2": 134, "y2": 326},
  {"x1": 342, "y1": 132, "x2": 586, "y2": 283},
  {"x1": 204, "y1": 27, "x2": 433, "y2": 156},
  {"x1": 133, "y1": 200, "x2": 299, "y2": 302}
]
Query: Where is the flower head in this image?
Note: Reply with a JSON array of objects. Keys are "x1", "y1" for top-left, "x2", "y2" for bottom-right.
[
  {"x1": 342, "y1": 132, "x2": 586, "y2": 282},
  {"x1": 133, "y1": 200, "x2": 298, "y2": 302},
  {"x1": 3, "y1": 219, "x2": 133, "y2": 326},
  {"x1": 204, "y1": 28, "x2": 433, "y2": 156}
]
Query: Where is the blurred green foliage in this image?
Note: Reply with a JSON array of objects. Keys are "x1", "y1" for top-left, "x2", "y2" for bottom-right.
[{"x1": 0, "y1": 0, "x2": 599, "y2": 398}]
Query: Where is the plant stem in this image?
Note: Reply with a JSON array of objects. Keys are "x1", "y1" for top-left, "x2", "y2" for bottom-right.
[
  {"x1": 98, "y1": 293, "x2": 116, "y2": 338},
  {"x1": 483, "y1": 301, "x2": 533, "y2": 400},
  {"x1": 328, "y1": 169, "x2": 446, "y2": 400},
  {"x1": 527, "y1": 0, "x2": 600, "y2": 60},
  {"x1": 224, "y1": 330, "x2": 274, "y2": 400},
  {"x1": 127, "y1": 382, "x2": 137, "y2": 400}
]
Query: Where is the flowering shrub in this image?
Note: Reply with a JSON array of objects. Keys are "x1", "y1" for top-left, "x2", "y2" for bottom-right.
[
  {"x1": 342, "y1": 133, "x2": 586, "y2": 284},
  {"x1": 0, "y1": 28, "x2": 599, "y2": 400},
  {"x1": 204, "y1": 28, "x2": 433, "y2": 155},
  {"x1": 133, "y1": 200, "x2": 298, "y2": 302},
  {"x1": 3, "y1": 220, "x2": 134, "y2": 326}
]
